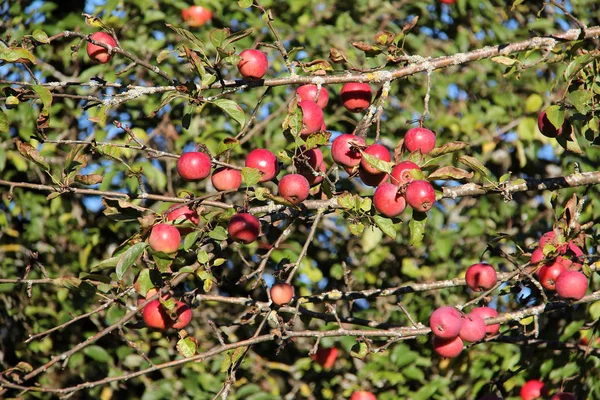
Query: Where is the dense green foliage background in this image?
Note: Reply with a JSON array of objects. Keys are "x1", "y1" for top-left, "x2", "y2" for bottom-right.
[{"x1": 1, "y1": 0, "x2": 600, "y2": 398}]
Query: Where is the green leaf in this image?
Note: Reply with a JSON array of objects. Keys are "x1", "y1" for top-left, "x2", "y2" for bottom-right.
[
  {"x1": 0, "y1": 109, "x2": 8, "y2": 133},
  {"x1": 209, "y1": 28, "x2": 229, "y2": 48},
  {"x1": 223, "y1": 28, "x2": 254, "y2": 48},
  {"x1": 177, "y1": 337, "x2": 197, "y2": 358},
  {"x1": 241, "y1": 167, "x2": 262, "y2": 186},
  {"x1": 211, "y1": 99, "x2": 246, "y2": 127},
  {"x1": 373, "y1": 215, "x2": 396, "y2": 239},
  {"x1": 197, "y1": 250, "x2": 209, "y2": 264},
  {"x1": 84, "y1": 345, "x2": 112, "y2": 363},
  {"x1": 409, "y1": 211, "x2": 427, "y2": 246},
  {"x1": 183, "y1": 231, "x2": 199, "y2": 251},
  {"x1": 209, "y1": 226, "x2": 228, "y2": 241},
  {"x1": 427, "y1": 166, "x2": 473, "y2": 181},
  {"x1": 511, "y1": 0, "x2": 526, "y2": 10},
  {"x1": 525, "y1": 93, "x2": 543, "y2": 114},
  {"x1": 216, "y1": 137, "x2": 240, "y2": 156},
  {"x1": 166, "y1": 24, "x2": 206, "y2": 53},
  {"x1": 350, "y1": 342, "x2": 369, "y2": 359},
  {"x1": 31, "y1": 29, "x2": 50, "y2": 43},
  {"x1": 545, "y1": 105, "x2": 564, "y2": 130},
  {"x1": 348, "y1": 222, "x2": 365, "y2": 235},
  {"x1": 360, "y1": 150, "x2": 393, "y2": 174},
  {"x1": 458, "y1": 155, "x2": 489, "y2": 177},
  {"x1": 566, "y1": 89, "x2": 593, "y2": 114},
  {"x1": 116, "y1": 242, "x2": 147, "y2": 280},
  {"x1": 238, "y1": 0, "x2": 253, "y2": 8},
  {"x1": 0, "y1": 47, "x2": 36, "y2": 64},
  {"x1": 304, "y1": 131, "x2": 330, "y2": 150},
  {"x1": 491, "y1": 56, "x2": 519, "y2": 66},
  {"x1": 90, "y1": 255, "x2": 119, "y2": 272}
]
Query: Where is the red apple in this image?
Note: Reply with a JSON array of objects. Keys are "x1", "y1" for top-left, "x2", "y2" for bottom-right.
[
  {"x1": 390, "y1": 161, "x2": 421, "y2": 185},
  {"x1": 312, "y1": 346, "x2": 338, "y2": 369},
  {"x1": 373, "y1": 183, "x2": 406, "y2": 217},
  {"x1": 459, "y1": 314, "x2": 487, "y2": 342},
  {"x1": 530, "y1": 247, "x2": 545, "y2": 266},
  {"x1": 296, "y1": 85, "x2": 329, "y2": 109},
  {"x1": 278, "y1": 174, "x2": 310, "y2": 204},
  {"x1": 520, "y1": 380, "x2": 547, "y2": 400},
  {"x1": 555, "y1": 270, "x2": 588, "y2": 300},
  {"x1": 405, "y1": 180, "x2": 436, "y2": 212},
  {"x1": 465, "y1": 263, "x2": 498, "y2": 292},
  {"x1": 331, "y1": 134, "x2": 365, "y2": 167},
  {"x1": 211, "y1": 167, "x2": 242, "y2": 191},
  {"x1": 432, "y1": 336, "x2": 463, "y2": 358},
  {"x1": 171, "y1": 301, "x2": 192, "y2": 329},
  {"x1": 228, "y1": 213, "x2": 260, "y2": 244},
  {"x1": 245, "y1": 148, "x2": 278, "y2": 182},
  {"x1": 429, "y1": 306, "x2": 462, "y2": 339},
  {"x1": 404, "y1": 127, "x2": 436, "y2": 155},
  {"x1": 360, "y1": 144, "x2": 391, "y2": 175},
  {"x1": 359, "y1": 168, "x2": 388, "y2": 187},
  {"x1": 238, "y1": 49, "x2": 268, "y2": 80},
  {"x1": 149, "y1": 223, "x2": 181, "y2": 254},
  {"x1": 539, "y1": 230, "x2": 556, "y2": 247},
  {"x1": 177, "y1": 151, "x2": 212, "y2": 181},
  {"x1": 143, "y1": 300, "x2": 170, "y2": 330},
  {"x1": 181, "y1": 5, "x2": 212, "y2": 27},
  {"x1": 340, "y1": 83, "x2": 372, "y2": 112},
  {"x1": 165, "y1": 204, "x2": 199, "y2": 226},
  {"x1": 469, "y1": 307, "x2": 500, "y2": 335},
  {"x1": 538, "y1": 260, "x2": 566, "y2": 291},
  {"x1": 538, "y1": 110, "x2": 570, "y2": 138},
  {"x1": 86, "y1": 32, "x2": 117, "y2": 64},
  {"x1": 270, "y1": 282, "x2": 294, "y2": 306},
  {"x1": 440, "y1": 0, "x2": 456, "y2": 4},
  {"x1": 298, "y1": 100, "x2": 324, "y2": 138},
  {"x1": 350, "y1": 391, "x2": 376, "y2": 400}
]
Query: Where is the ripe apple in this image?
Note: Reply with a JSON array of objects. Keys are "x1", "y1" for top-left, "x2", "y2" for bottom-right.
[
  {"x1": 440, "y1": 0, "x2": 457, "y2": 4},
  {"x1": 404, "y1": 127, "x2": 436, "y2": 155},
  {"x1": 520, "y1": 379, "x2": 547, "y2": 400},
  {"x1": 295, "y1": 147, "x2": 326, "y2": 186},
  {"x1": 278, "y1": 174, "x2": 310, "y2": 204},
  {"x1": 539, "y1": 230, "x2": 556, "y2": 247},
  {"x1": 340, "y1": 83, "x2": 372, "y2": 112},
  {"x1": 538, "y1": 260, "x2": 566, "y2": 290},
  {"x1": 270, "y1": 282, "x2": 294, "y2": 306},
  {"x1": 245, "y1": 148, "x2": 279, "y2": 182},
  {"x1": 465, "y1": 263, "x2": 498, "y2": 292},
  {"x1": 390, "y1": 161, "x2": 421, "y2": 184},
  {"x1": 165, "y1": 204, "x2": 199, "y2": 226},
  {"x1": 538, "y1": 110, "x2": 571, "y2": 138},
  {"x1": 469, "y1": 306, "x2": 500, "y2": 335},
  {"x1": 350, "y1": 391, "x2": 376, "y2": 400},
  {"x1": 358, "y1": 168, "x2": 388, "y2": 187},
  {"x1": 228, "y1": 213, "x2": 260, "y2": 244},
  {"x1": 432, "y1": 336, "x2": 463, "y2": 358},
  {"x1": 238, "y1": 49, "x2": 268, "y2": 80},
  {"x1": 429, "y1": 306, "x2": 462, "y2": 339},
  {"x1": 360, "y1": 143, "x2": 391, "y2": 175},
  {"x1": 373, "y1": 183, "x2": 406, "y2": 217},
  {"x1": 149, "y1": 223, "x2": 181, "y2": 254},
  {"x1": 211, "y1": 167, "x2": 242, "y2": 191},
  {"x1": 181, "y1": 5, "x2": 212, "y2": 27},
  {"x1": 530, "y1": 247, "x2": 545, "y2": 266},
  {"x1": 555, "y1": 270, "x2": 588, "y2": 300},
  {"x1": 459, "y1": 314, "x2": 486, "y2": 342},
  {"x1": 171, "y1": 301, "x2": 192, "y2": 329},
  {"x1": 405, "y1": 180, "x2": 436, "y2": 212},
  {"x1": 560, "y1": 241, "x2": 584, "y2": 271},
  {"x1": 177, "y1": 151, "x2": 212, "y2": 181},
  {"x1": 312, "y1": 346, "x2": 338, "y2": 369},
  {"x1": 296, "y1": 84, "x2": 329, "y2": 109},
  {"x1": 550, "y1": 393, "x2": 576, "y2": 400},
  {"x1": 331, "y1": 134, "x2": 365, "y2": 167},
  {"x1": 298, "y1": 100, "x2": 324, "y2": 138},
  {"x1": 143, "y1": 300, "x2": 171, "y2": 330},
  {"x1": 87, "y1": 32, "x2": 117, "y2": 64}
]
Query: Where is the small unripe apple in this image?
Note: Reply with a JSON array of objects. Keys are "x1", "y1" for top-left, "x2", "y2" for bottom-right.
[
  {"x1": 358, "y1": 168, "x2": 388, "y2": 187},
  {"x1": 538, "y1": 260, "x2": 566, "y2": 290},
  {"x1": 278, "y1": 174, "x2": 310, "y2": 204},
  {"x1": 459, "y1": 314, "x2": 486, "y2": 342},
  {"x1": 404, "y1": 127, "x2": 436, "y2": 155},
  {"x1": 550, "y1": 393, "x2": 576, "y2": 400},
  {"x1": 312, "y1": 346, "x2": 338, "y2": 369},
  {"x1": 429, "y1": 306, "x2": 462, "y2": 339},
  {"x1": 270, "y1": 282, "x2": 294, "y2": 306},
  {"x1": 373, "y1": 183, "x2": 406, "y2": 217},
  {"x1": 181, "y1": 5, "x2": 212, "y2": 27},
  {"x1": 538, "y1": 110, "x2": 570, "y2": 138},
  {"x1": 465, "y1": 263, "x2": 497, "y2": 292},
  {"x1": 340, "y1": 83, "x2": 372, "y2": 112},
  {"x1": 211, "y1": 167, "x2": 242, "y2": 191},
  {"x1": 360, "y1": 144, "x2": 391, "y2": 175},
  {"x1": 87, "y1": 32, "x2": 117, "y2": 64},
  {"x1": 238, "y1": 49, "x2": 268, "y2": 80},
  {"x1": 149, "y1": 223, "x2": 181, "y2": 254},
  {"x1": 390, "y1": 161, "x2": 421, "y2": 185},
  {"x1": 555, "y1": 270, "x2": 588, "y2": 300},
  {"x1": 405, "y1": 180, "x2": 436, "y2": 212},
  {"x1": 165, "y1": 204, "x2": 199, "y2": 226},
  {"x1": 469, "y1": 306, "x2": 500, "y2": 335},
  {"x1": 520, "y1": 379, "x2": 547, "y2": 400},
  {"x1": 298, "y1": 100, "x2": 324, "y2": 138},
  {"x1": 245, "y1": 148, "x2": 279, "y2": 182},
  {"x1": 143, "y1": 300, "x2": 170, "y2": 330},
  {"x1": 228, "y1": 213, "x2": 260, "y2": 244},
  {"x1": 171, "y1": 301, "x2": 192, "y2": 329},
  {"x1": 177, "y1": 151, "x2": 212, "y2": 181},
  {"x1": 432, "y1": 336, "x2": 463, "y2": 358},
  {"x1": 350, "y1": 391, "x2": 377, "y2": 400},
  {"x1": 331, "y1": 134, "x2": 365, "y2": 167},
  {"x1": 296, "y1": 84, "x2": 329, "y2": 109}
]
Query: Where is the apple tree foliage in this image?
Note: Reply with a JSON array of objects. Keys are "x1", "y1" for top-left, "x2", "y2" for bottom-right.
[{"x1": 1, "y1": 0, "x2": 600, "y2": 398}]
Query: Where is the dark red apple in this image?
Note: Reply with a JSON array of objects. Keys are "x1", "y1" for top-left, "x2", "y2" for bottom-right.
[
  {"x1": 245, "y1": 148, "x2": 278, "y2": 182},
  {"x1": 171, "y1": 301, "x2": 192, "y2": 329},
  {"x1": 87, "y1": 32, "x2": 117, "y2": 64},
  {"x1": 295, "y1": 147, "x2": 326, "y2": 186},
  {"x1": 238, "y1": 49, "x2": 268, "y2": 80},
  {"x1": 358, "y1": 168, "x2": 388, "y2": 187},
  {"x1": 278, "y1": 174, "x2": 310, "y2": 204},
  {"x1": 429, "y1": 306, "x2": 462, "y2": 339},
  {"x1": 404, "y1": 127, "x2": 436, "y2": 155},
  {"x1": 550, "y1": 393, "x2": 577, "y2": 400},
  {"x1": 149, "y1": 223, "x2": 181, "y2": 254},
  {"x1": 312, "y1": 346, "x2": 338, "y2": 369},
  {"x1": 340, "y1": 83, "x2": 372, "y2": 113},
  {"x1": 228, "y1": 213, "x2": 260, "y2": 244},
  {"x1": 465, "y1": 263, "x2": 498, "y2": 292},
  {"x1": 538, "y1": 110, "x2": 570, "y2": 138},
  {"x1": 405, "y1": 180, "x2": 436, "y2": 212},
  {"x1": 373, "y1": 183, "x2": 406, "y2": 217},
  {"x1": 296, "y1": 85, "x2": 329, "y2": 109},
  {"x1": 177, "y1": 151, "x2": 212, "y2": 181},
  {"x1": 165, "y1": 204, "x2": 199, "y2": 226},
  {"x1": 211, "y1": 167, "x2": 242, "y2": 191},
  {"x1": 538, "y1": 260, "x2": 566, "y2": 291},
  {"x1": 331, "y1": 134, "x2": 365, "y2": 167}
]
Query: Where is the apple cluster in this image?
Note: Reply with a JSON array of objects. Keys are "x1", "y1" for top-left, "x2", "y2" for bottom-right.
[{"x1": 520, "y1": 379, "x2": 576, "y2": 400}]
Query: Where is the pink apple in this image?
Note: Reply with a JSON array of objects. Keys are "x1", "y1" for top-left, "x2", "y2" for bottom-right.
[
  {"x1": 520, "y1": 379, "x2": 547, "y2": 400},
  {"x1": 459, "y1": 314, "x2": 487, "y2": 342},
  {"x1": 405, "y1": 180, "x2": 436, "y2": 212},
  {"x1": 228, "y1": 213, "x2": 260, "y2": 244},
  {"x1": 331, "y1": 134, "x2": 365, "y2": 167},
  {"x1": 429, "y1": 306, "x2": 462, "y2": 339},
  {"x1": 245, "y1": 148, "x2": 278, "y2": 182},
  {"x1": 555, "y1": 270, "x2": 588, "y2": 300},
  {"x1": 432, "y1": 336, "x2": 463, "y2": 358},
  {"x1": 278, "y1": 174, "x2": 310, "y2": 204},
  {"x1": 469, "y1": 306, "x2": 500, "y2": 335},
  {"x1": 465, "y1": 263, "x2": 498, "y2": 292},
  {"x1": 360, "y1": 143, "x2": 391, "y2": 175},
  {"x1": 181, "y1": 5, "x2": 212, "y2": 27},
  {"x1": 177, "y1": 151, "x2": 212, "y2": 181},
  {"x1": 296, "y1": 84, "x2": 329, "y2": 109},
  {"x1": 390, "y1": 161, "x2": 421, "y2": 185},
  {"x1": 359, "y1": 168, "x2": 388, "y2": 187},
  {"x1": 270, "y1": 282, "x2": 294, "y2": 306},
  {"x1": 211, "y1": 167, "x2": 242, "y2": 191},
  {"x1": 87, "y1": 32, "x2": 118, "y2": 64},
  {"x1": 149, "y1": 223, "x2": 181, "y2": 254},
  {"x1": 373, "y1": 183, "x2": 406, "y2": 217},
  {"x1": 238, "y1": 49, "x2": 268, "y2": 80},
  {"x1": 404, "y1": 127, "x2": 436, "y2": 154},
  {"x1": 298, "y1": 100, "x2": 324, "y2": 138}
]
